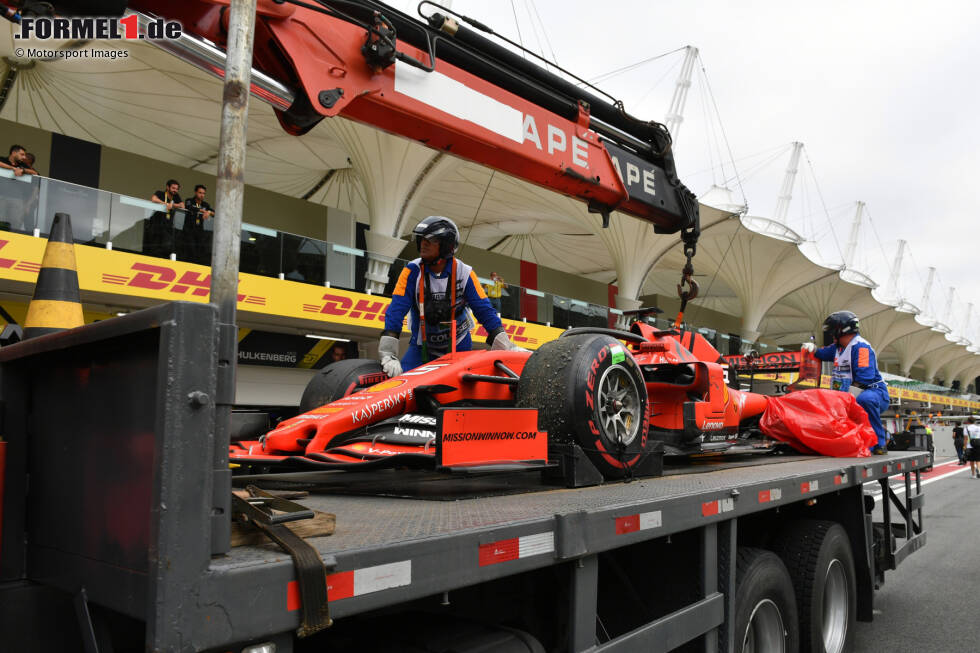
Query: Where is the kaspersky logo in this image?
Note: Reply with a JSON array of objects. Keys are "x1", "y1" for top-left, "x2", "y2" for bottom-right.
[{"x1": 14, "y1": 15, "x2": 181, "y2": 41}]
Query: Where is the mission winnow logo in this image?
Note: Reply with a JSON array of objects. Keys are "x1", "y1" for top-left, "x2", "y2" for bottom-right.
[{"x1": 14, "y1": 15, "x2": 181, "y2": 40}]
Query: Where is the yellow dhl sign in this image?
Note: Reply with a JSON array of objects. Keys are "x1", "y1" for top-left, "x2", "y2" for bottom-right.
[
  {"x1": 746, "y1": 370, "x2": 980, "y2": 410},
  {"x1": 0, "y1": 231, "x2": 562, "y2": 349},
  {"x1": 889, "y1": 387, "x2": 979, "y2": 408}
]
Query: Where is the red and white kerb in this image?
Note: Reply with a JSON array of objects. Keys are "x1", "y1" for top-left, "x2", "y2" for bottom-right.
[
  {"x1": 615, "y1": 509, "x2": 663, "y2": 535},
  {"x1": 479, "y1": 531, "x2": 555, "y2": 567},
  {"x1": 287, "y1": 560, "x2": 411, "y2": 610}
]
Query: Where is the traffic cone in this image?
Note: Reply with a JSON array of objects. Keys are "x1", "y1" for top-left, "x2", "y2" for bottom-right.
[{"x1": 23, "y1": 213, "x2": 84, "y2": 339}]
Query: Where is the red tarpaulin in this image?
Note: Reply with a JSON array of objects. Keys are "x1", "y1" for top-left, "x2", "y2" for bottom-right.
[{"x1": 760, "y1": 389, "x2": 877, "y2": 457}]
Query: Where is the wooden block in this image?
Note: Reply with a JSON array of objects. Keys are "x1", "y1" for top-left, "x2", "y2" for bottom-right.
[{"x1": 231, "y1": 509, "x2": 336, "y2": 547}]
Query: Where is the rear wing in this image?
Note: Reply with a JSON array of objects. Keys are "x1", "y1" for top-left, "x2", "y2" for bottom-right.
[{"x1": 722, "y1": 349, "x2": 821, "y2": 384}]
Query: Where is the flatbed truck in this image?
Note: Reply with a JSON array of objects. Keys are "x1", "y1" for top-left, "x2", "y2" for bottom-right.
[{"x1": 0, "y1": 302, "x2": 928, "y2": 652}]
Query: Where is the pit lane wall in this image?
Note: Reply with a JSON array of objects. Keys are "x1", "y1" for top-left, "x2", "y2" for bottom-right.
[{"x1": 0, "y1": 230, "x2": 561, "y2": 349}]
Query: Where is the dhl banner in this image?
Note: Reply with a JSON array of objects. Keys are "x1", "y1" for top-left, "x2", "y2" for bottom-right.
[
  {"x1": 889, "y1": 387, "x2": 979, "y2": 409},
  {"x1": 740, "y1": 369, "x2": 980, "y2": 411},
  {"x1": 0, "y1": 231, "x2": 562, "y2": 349}
]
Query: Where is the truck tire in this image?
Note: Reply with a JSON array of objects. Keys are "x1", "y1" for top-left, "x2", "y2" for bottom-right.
[
  {"x1": 299, "y1": 359, "x2": 386, "y2": 413},
  {"x1": 771, "y1": 521, "x2": 856, "y2": 653},
  {"x1": 734, "y1": 548, "x2": 799, "y2": 653},
  {"x1": 516, "y1": 334, "x2": 648, "y2": 479}
]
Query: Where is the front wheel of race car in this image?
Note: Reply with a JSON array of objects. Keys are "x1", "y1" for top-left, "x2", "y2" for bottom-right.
[
  {"x1": 299, "y1": 358, "x2": 386, "y2": 413},
  {"x1": 516, "y1": 334, "x2": 648, "y2": 479}
]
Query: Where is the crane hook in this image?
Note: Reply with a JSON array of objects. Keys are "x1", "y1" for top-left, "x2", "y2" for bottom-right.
[{"x1": 674, "y1": 249, "x2": 699, "y2": 328}]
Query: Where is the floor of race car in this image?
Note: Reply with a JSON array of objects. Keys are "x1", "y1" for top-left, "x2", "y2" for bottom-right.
[{"x1": 232, "y1": 453, "x2": 815, "y2": 500}]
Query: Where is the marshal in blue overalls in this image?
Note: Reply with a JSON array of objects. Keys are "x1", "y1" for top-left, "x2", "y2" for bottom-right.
[
  {"x1": 804, "y1": 311, "x2": 890, "y2": 455},
  {"x1": 377, "y1": 216, "x2": 519, "y2": 377}
]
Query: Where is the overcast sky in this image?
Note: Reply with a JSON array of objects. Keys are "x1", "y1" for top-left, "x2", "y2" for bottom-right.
[{"x1": 393, "y1": 0, "x2": 980, "y2": 334}]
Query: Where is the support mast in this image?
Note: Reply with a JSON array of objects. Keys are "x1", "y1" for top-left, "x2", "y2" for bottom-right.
[
  {"x1": 773, "y1": 142, "x2": 804, "y2": 225},
  {"x1": 664, "y1": 46, "x2": 698, "y2": 142},
  {"x1": 842, "y1": 201, "x2": 865, "y2": 268}
]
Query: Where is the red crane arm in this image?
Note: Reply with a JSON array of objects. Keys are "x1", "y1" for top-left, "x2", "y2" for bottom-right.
[{"x1": 128, "y1": 0, "x2": 699, "y2": 240}]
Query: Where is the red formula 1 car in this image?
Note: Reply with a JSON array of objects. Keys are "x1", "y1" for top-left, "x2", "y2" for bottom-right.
[{"x1": 230, "y1": 311, "x2": 815, "y2": 484}]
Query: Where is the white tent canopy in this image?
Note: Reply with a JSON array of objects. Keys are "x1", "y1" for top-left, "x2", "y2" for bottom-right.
[{"x1": 1, "y1": 24, "x2": 977, "y2": 385}]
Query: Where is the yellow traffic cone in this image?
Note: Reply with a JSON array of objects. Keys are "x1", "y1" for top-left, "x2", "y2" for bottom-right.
[{"x1": 23, "y1": 212, "x2": 84, "y2": 339}]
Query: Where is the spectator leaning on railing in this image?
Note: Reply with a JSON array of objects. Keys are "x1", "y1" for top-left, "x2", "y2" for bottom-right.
[
  {"x1": 145, "y1": 179, "x2": 185, "y2": 259},
  {"x1": 181, "y1": 184, "x2": 214, "y2": 265},
  {"x1": 150, "y1": 179, "x2": 185, "y2": 215},
  {"x1": 0, "y1": 145, "x2": 38, "y2": 176}
]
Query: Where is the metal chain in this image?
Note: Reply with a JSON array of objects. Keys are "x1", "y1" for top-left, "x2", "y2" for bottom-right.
[{"x1": 674, "y1": 242, "x2": 699, "y2": 328}]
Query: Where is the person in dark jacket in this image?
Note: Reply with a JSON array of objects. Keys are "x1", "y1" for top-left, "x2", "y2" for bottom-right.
[{"x1": 953, "y1": 423, "x2": 966, "y2": 465}]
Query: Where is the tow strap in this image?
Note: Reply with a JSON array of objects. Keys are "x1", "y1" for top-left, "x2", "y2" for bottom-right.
[{"x1": 231, "y1": 486, "x2": 333, "y2": 636}]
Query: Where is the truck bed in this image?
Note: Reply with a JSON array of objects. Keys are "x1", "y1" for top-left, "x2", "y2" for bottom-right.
[{"x1": 206, "y1": 452, "x2": 927, "y2": 645}]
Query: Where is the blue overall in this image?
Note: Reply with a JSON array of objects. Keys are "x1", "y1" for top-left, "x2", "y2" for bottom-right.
[
  {"x1": 384, "y1": 257, "x2": 501, "y2": 372},
  {"x1": 815, "y1": 334, "x2": 890, "y2": 451}
]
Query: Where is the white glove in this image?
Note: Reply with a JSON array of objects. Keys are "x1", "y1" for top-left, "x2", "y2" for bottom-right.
[
  {"x1": 848, "y1": 385, "x2": 863, "y2": 399},
  {"x1": 491, "y1": 331, "x2": 522, "y2": 351},
  {"x1": 379, "y1": 334, "x2": 402, "y2": 378},
  {"x1": 801, "y1": 342, "x2": 816, "y2": 354}
]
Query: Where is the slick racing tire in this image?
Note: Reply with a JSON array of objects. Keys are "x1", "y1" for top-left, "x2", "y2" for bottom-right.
[
  {"x1": 516, "y1": 333, "x2": 648, "y2": 479},
  {"x1": 299, "y1": 358, "x2": 386, "y2": 413},
  {"x1": 734, "y1": 548, "x2": 800, "y2": 653},
  {"x1": 771, "y1": 521, "x2": 857, "y2": 653}
]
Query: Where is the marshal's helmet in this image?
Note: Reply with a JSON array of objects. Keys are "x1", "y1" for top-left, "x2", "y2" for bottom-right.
[
  {"x1": 823, "y1": 310, "x2": 860, "y2": 341},
  {"x1": 413, "y1": 216, "x2": 460, "y2": 260}
]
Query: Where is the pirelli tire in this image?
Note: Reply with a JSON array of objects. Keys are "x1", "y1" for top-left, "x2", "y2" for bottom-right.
[
  {"x1": 299, "y1": 358, "x2": 387, "y2": 413},
  {"x1": 771, "y1": 520, "x2": 857, "y2": 653},
  {"x1": 734, "y1": 548, "x2": 800, "y2": 653},
  {"x1": 516, "y1": 333, "x2": 649, "y2": 479}
]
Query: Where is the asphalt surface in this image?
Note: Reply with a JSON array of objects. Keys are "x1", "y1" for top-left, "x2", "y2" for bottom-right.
[{"x1": 853, "y1": 457, "x2": 980, "y2": 652}]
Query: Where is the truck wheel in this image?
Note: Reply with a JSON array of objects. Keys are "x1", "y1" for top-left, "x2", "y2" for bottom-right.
[
  {"x1": 299, "y1": 359, "x2": 386, "y2": 413},
  {"x1": 516, "y1": 334, "x2": 648, "y2": 479},
  {"x1": 771, "y1": 521, "x2": 856, "y2": 653},
  {"x1": 734, "y1": 548, "x2": 799, "y2": 653}
]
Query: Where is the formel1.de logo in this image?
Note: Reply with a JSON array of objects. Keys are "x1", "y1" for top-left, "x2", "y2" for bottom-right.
[{"x1": 15, "y1": 15, "x2": 181, "y2": 40}]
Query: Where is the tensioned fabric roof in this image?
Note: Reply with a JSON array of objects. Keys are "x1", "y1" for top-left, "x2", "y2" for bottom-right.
[{"x1": 1, "y1": 22, "x2": 977, "y2": 385}]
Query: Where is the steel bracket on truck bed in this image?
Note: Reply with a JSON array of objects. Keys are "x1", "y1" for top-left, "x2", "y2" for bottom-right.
[{"x1": 872, "y1": 463, "x2": 927, "y2": 582}]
